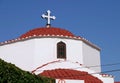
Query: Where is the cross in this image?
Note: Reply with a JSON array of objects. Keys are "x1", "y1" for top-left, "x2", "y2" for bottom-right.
[{"x1": 42, "y1": 10, "x2": 56, "y2": 26}]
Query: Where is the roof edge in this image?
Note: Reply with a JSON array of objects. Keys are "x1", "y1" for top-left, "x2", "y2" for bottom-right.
[{"x1": 0, "y1": 35, "x2": 100, "y2": 51}]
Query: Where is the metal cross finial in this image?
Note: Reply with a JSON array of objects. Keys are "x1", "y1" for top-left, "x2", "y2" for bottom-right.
[{"x1": 42, "y1": 10, "x2": 56, "y2": 27}]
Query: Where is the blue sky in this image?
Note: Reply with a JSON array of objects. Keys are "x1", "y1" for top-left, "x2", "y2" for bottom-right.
[{"x1": 0, "y1": 0, "x2": 120, "y2": 81}]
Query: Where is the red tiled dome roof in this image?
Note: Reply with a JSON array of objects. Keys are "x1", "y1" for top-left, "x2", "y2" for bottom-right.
[
  {"x1": 39, "y1": 69, "x2": 102, "y2": 83},
  {"x1": 20, "y1": 27, "x2": 75, "y2": 38}
]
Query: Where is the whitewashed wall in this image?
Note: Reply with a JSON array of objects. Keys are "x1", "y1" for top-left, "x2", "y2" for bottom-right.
[
  {"x1": 65, "y1": 39, "x2": 83, "y2": 63},
  {"x1": 82, "y1": 42, "x2": 101, "y2": 72},
  {"x1": 0, "y1": 39, "x2": 35, "y2": 71},
  {"x1": 56, "y1": 79, "x2": 84, "y2": 83},
  {"x1": 0, "y1": 37, "x2": 100, "y2": 72},
  {"x1": 0, "y1": 38, "x2": 83, "y2": 71},
  {"x1": 0, "y1": 37, "x2": 114, "y2": 83},
  {"x1": 100, "y1": 77, "x2": 114, "y2": 83},
  {"x1": 33, "y1": 38, "x2": 83, "y2": 69}
]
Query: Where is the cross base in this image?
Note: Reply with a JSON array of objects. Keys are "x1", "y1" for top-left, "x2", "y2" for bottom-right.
[{"x1": 46, "y1": 24, "x2": 51, "y2": 28}]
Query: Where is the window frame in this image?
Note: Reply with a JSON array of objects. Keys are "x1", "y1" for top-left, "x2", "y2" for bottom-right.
[{"x1": 57, "y1": 41, "x2": 66, "y2": 59}]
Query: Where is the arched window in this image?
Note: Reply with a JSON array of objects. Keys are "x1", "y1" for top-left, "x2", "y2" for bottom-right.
[{"x1": 57, "y1": 41, "x2": 66, "y2": 59}]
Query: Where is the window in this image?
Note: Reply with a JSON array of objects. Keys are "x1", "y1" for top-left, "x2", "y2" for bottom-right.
[{"x1": 57, "y1": 41, "x2": 66, "y2": 59}]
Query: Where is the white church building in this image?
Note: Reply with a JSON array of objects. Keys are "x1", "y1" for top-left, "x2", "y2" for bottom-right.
[{"x1": 0, "y1": 10, "x2": 114, "y2": 83}]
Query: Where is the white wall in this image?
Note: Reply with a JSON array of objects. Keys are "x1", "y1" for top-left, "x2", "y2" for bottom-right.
[
  {"x1": 0, "y1": 39, "x2": 35, "y2": 71},
  {"x1": 82, "y1": 42, "x2": 101, "y2": 72},
  {"x1": 34, "y1": 38, "x2": 57, "y2": 69},
  {"x1": 33, "y1": 38, "x2": 83, "y2": 69},
  {"x1": 65, "y1": 39, "x2": 83, "y2": 63},
  {"x1": 56, "y1": 79, "x2": 84, "y2": 83},
  {"x1": 0, "y1": 37, "x2": 114, "y2": 83},
  {"x1": 56, "y1": 78, "x2": 114, "y2": 83},
  {"x1": 0, "y1": 37, "x2": 100, "y2": 72},
  {"x1": 0, "y1": 38, "x2": 83, "y2": 71},
  {"x1": 100, "y1": 77, "x2": 114, "y2": 83}
]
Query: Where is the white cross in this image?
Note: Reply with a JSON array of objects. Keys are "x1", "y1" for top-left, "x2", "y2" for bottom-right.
[{"x1": 42, "y1": 10, "x2": 56, "y2": 25}]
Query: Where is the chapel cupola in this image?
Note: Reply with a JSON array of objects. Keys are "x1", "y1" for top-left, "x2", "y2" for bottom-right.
[{"x1": 0, "y1": 10, "x2": 101, "y2": 73}]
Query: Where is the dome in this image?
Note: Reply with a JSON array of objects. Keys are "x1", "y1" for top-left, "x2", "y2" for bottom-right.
[{"x1": 20, "y1": 27, "x2": 75, "y2": 38}]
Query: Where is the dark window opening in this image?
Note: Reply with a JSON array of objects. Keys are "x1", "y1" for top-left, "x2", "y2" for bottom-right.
[{"x1": 57, "y1": 41, "x2": 66, "y2": 59}]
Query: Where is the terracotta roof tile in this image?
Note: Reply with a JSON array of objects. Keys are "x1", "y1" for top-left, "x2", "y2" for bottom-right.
[
  {"x1": 20, "y1": 27, "x2": 75, "y2": 38},
  {"x1": 39, "y1": 69, "x2": 103, "y2": 83}
]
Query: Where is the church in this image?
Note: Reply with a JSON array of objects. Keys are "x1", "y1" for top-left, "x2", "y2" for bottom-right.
[{"x1": 0, "y1": 10, "x2": 115, "y2": 83}]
